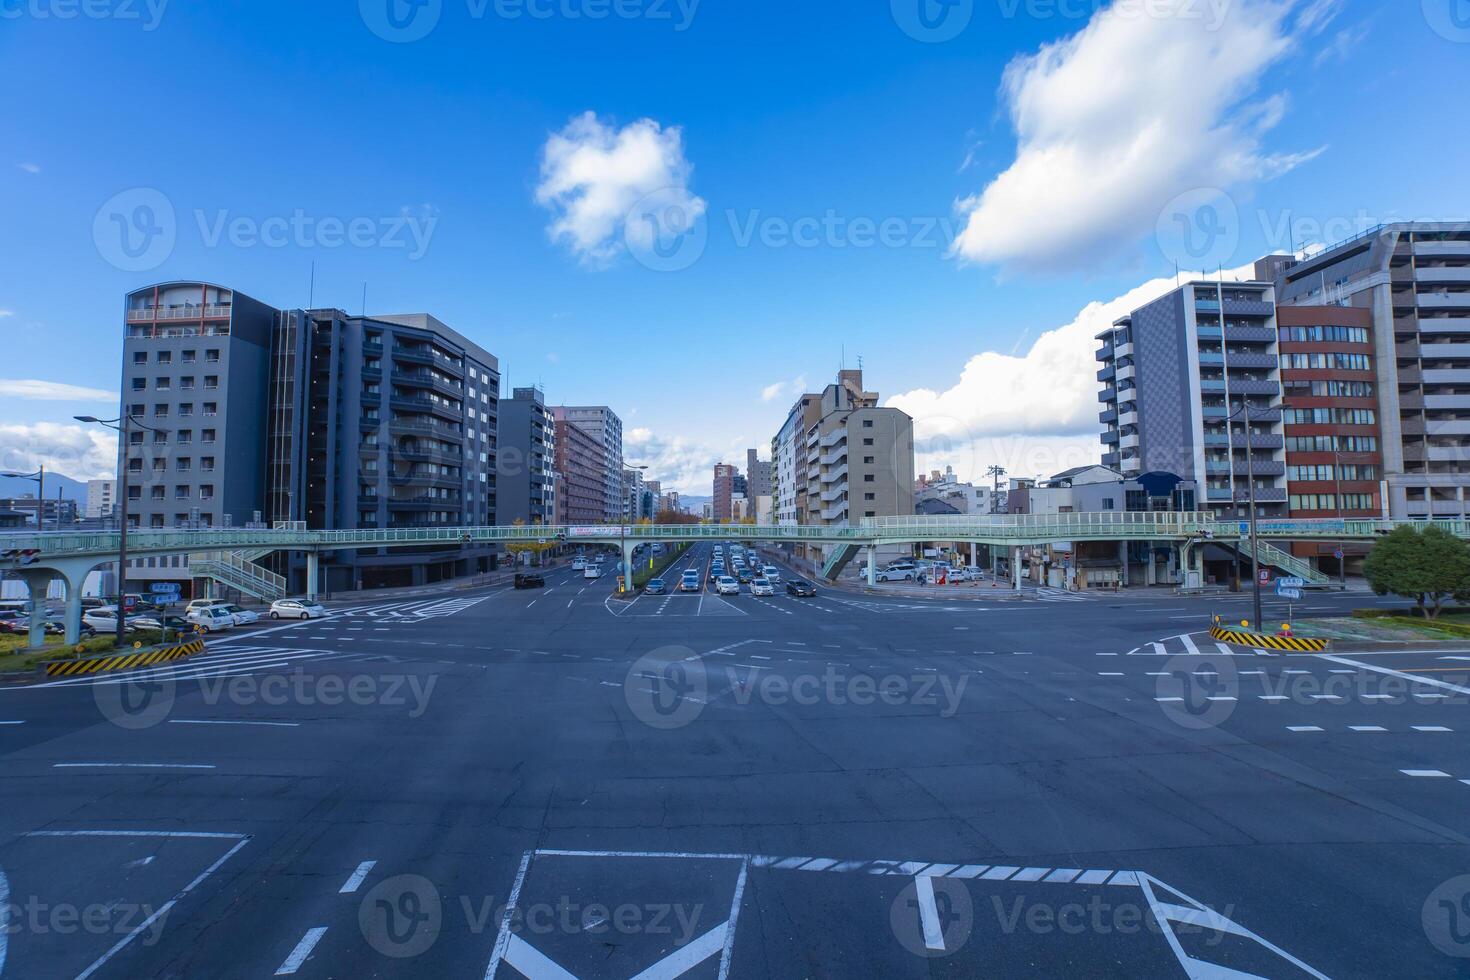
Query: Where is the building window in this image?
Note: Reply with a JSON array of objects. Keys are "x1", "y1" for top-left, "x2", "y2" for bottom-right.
[
  {"x1": 203, "y1": 402, "x2": 217, "y2": 416},
  {"x1": 864, "y1": 492, "x2": 876, "y2": 501},
  {"x1": 175, "y1": 486, "x2": 190, "y2": 499},
  {"x1": 201, "y1": 457, "x2": 215, "y2": 472},
  {"x1": 155, "y1": 377, "x2": 170, "y2": 390},
  {"x1": 131, "y1": 378, "x2": 146, "y2": 391},
  {"x1": 179, "y1": 403, "x2": 193, "y2": 417},
  {"x1": 204, "y1": 375, "x2": 219, "y2": 389},
  {"x1": 180, "y1": 377, "x2": 195, "y2": 391},
  {"x1": 132, "y1": 352, "x2": 147, "y2": 365},
  {"x1": 205, "y1": 350, "x2": 220, "y2": 362},
  {"x1": 129, "y1": 431, "x2": 143, "y2": 446},
  {"x1": 128, "y1": 460, "x2": 142, "y2": 474},
  {"x1": 152, "y1": 430, "x2": 167, "y2": 444},
  {"x1": 150, "y1": 486, "x2": 165, "y2": 500},
  {"x1": 202, "y1": 429, "x2": 216, "y2": 443},
  {"x1": 862, "y1": 420, "x2": 874, "y2": 428},
  {"x1": 862, "y1": 438, "x2": 874, "y2": 446},
  {"x1": 151, "y1": 459, "x2": 166, "y2": 472},
  {"x1": 154, "y1": 404, "x2": 169, "y2": 417},
  {"x1": 199, "y1": 485, "x2": 214, "y2": 501},
  {"x1": 177, "y1": 458, "x2": 191, "y2": 472},
  {"x1": 127, "y1": 485, "x2": 141, "y2": 499},
  {"x1": 177, "y1": 430, "x2": 192, "y2": 444},
  {"x1": 1101, "y1": 497, "x2": 1115, "y2": 510},
  {"x1": 182, "y1": 350, "x2": 196, "y2": 364},
  {"x1": 150, "y1": 515, "x2": 164, "y2": 528},
  {"x1": 863, "y1": 474, "x2": 875, "y2": 482},
  {"x1": 157, "y1": 351, "x2": 172, "y2": 365}
]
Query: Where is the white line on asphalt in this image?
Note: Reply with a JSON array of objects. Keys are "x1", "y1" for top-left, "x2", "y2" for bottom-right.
[
  {"x1": 1402, "y1": 769, "x2": 1453, "y2": 777},
  {"x1": 0, "y1": 720, "x2": 24, "y2": 725},
  {"x1": 275, "y1": 927, "x2": 328, "y2": 975},
  {"x1": 1322, "y1": 653, "x2": 1470, "y2": 698},
  {"x1": 339, "y1": 861, "x2": 377, "y2": 894},
  {"x1": 1098, "y1": 672, "x2": 1124, "y2": 676},
  {"x1": 54, "y1": 762, "x2": 216, "y2": 769},
  {"x1": 913, "y1": 874, "x2": 946, "y2": 952},
  {"x1": 168, "y1": 719, "x2": 300, "y2": 728},
  {"x1": 1350, "y1": 726, "x2": 1388, "y2": 732},
  {"x1": 1414, "y1": 726, "x2": 1453, "y2": 732},
  {"x1": 73, "y1": 835, "x2": 251, "y2": 980},
  {"x1": 1180, "y1": 634, "x2": 1201, "y2": 656},
  {"x1": 1287, "y1": 726, "x2": 1323, "y2": 732}
]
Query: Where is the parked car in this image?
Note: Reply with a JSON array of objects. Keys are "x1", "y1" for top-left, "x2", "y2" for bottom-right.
[
  {"x1": 877, "y1": 564, "x2": 916, "y2": 582},
  {"x1": 186, "y1": 605, "x2": 236, "y2": 632},
  {"x1": 514, "y1": 572, "x2": 546, "y2": 589},
  {"x1": 717, "y1": 576, "x2": 740, "y2": 595},
  {"x1": 82, "y1": 607, "x2": 148, "y2": 633},
  {"x1": 645, "y1": 578, "x2": 668, "y2": 595},
  {"x1": 131, "y1": 614, "x2": 188, "y2": 634},
  {"x1": 217, "y1": 603, "x2": 259, "y2": 625},
  {"x1": 269, "y1": 598, "x2": 327, "y2": 620},
  {"x1": 786, "y1": 579, "x2": 817, "y2": 597},
  {"x1": 186, "y1": 598, "x2": 231, "y2": 613},
  {"x1": 0, "y1": 610, "x2": 27, "y2": 633},
  {"x1": 750, "y1": 578, "x2": 775, "y2": 597}
]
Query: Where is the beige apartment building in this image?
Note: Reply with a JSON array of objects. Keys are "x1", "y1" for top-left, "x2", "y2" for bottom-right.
[{"x1": 771, "y1": 369, "x2": 915, "y2": 565}]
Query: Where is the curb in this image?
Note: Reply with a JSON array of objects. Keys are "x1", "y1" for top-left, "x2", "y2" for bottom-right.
[
  {"x1": 1209, "y1": 625, "x2": 1328, "y2": 652},
  {"x1": 41, "y1": 637, "x2": 206, "y2": 677}
]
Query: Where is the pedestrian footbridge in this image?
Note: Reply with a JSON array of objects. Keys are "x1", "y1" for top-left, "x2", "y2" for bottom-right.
[{"x1": 0, "y1": 512, "x2": 1449, "y2": 644}]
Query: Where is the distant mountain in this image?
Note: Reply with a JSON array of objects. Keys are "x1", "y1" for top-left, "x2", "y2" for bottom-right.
[{"x1": 0, "y1": 472, "x2": 88, "y2": 503}]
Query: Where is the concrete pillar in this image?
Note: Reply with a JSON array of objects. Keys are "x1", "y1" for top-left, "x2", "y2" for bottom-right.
[
  {"x1": 622, "y1": 541, "x2": 636, "y2": 593},
  {"x1": 969, "y1": 542, "x2": 977, "y2": 567},
  {"x1": 21, "y1": 569, "x2": 52, "y2": 650},
  {"x1": 306, "y1": 551, "x2": 320, "y2": 601},
  {"x1": 866, "y1": 545, "x2": 877, "y2": 586},
  {"x1": 1012, "y1": 546, "x2": 1022, "y2": 589},
  {"x1": 1118, "y1": 540, "x2": 1130, "y2": 588},
  {"x1": 62, "y1": 571, "x2": 86, "y2": 646}
]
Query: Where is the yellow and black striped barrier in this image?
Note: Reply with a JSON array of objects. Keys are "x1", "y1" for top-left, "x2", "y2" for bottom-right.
[
  {"x1": 1209, "y1": 626, "x2": 1328, "y2": 652},
  {"x1": 44, "y1": 637, "x2": 206, "y2": 677}
]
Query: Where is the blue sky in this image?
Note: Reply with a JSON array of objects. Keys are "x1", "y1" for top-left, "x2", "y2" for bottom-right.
[{"x1": 2, "y1": 0, "x2": 1467, "y2": 493}]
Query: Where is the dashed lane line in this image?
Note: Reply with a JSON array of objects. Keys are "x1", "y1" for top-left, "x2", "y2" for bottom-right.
[{"x1": 275, "y1": 927, "x2": 328, "y2": 976}]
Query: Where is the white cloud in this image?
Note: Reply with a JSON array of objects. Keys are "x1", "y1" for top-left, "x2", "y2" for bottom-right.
[
  {"x1": 0, "y1": 379, "x2": 116, "y2": 401},
  {"x1": 0, "y1": 422, "x2": 116, "y2": 481},
  {"x1": 16, "y1": 162, "x2": 39, "y2": 175},
  {"x1": 950, "y1": 0, "x2": 1323, "y2": 272},
  {"x1": 0, "y1": 310, "x2": 13, "y2": 318},
  {"x1": 534, "y1": 111, "x2": 705, "y2": 265},
  {"x1": 624, "y1": 425, "x2": 720, "y2": 496},
  {"x1": 886, "y1": 261, "x2": 1258, "y2": 484},
  {"x1": 760, "y1": 375, "x2": 806, "y2": 402}
]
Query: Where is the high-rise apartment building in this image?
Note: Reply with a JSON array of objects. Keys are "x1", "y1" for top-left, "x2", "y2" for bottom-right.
[
  {"x1": 772, "y1": 393, "x2": 820, "y2": 530},
  {"x1": 84, "y1": 479, "x2": 116, "y2": 519},
  {"x1": 745, "y1": 448, "x2": 772, "y2": 498},
  {"x1": 555, "y1": 406, "x2": 623, "y2": 522},
  {"x1": 712, "y1": 462, "x2": 737, "y2": 521},
  {"x1": 498, "y1": 387, "x2": 556, "y2": 526},
  {"x1": 1273, "y1": 223, "x2": 1470, "y2": 519},
  {"x1": 1095, "y1": 280, "x2": 1287, "y2": 516},
  {"x1": 553, "y1": 407, "x2": 606, "y2": 525},
  {"x1": 119, "y1": 282, "x2": 502, "y2": 593}
]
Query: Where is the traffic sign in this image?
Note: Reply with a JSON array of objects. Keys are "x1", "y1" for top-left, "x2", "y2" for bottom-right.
[
  {"x1": 1258, "y1": 568, "x2": 1271, "y2": 585},
  {"x1": 1333, "y1": 549, "x2": 1344, "y2": 560},
  {"x1": 150, "y1": 582, "x2": 181, "y2": 594},
  {"x1": 1276, "y1": 586, "x2": 1302, "y2": 600},
  {"x1": 1277, "y1": 576, "x2": 1304, "y2": 589}
]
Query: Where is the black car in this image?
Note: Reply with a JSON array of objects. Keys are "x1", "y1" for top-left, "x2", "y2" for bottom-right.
[
  {"x1": 514, "y1": 572, "x2": 546, "y2": 589},
  {"x1": 786, "y1": 579, "x2": 817, "y2": 597}
]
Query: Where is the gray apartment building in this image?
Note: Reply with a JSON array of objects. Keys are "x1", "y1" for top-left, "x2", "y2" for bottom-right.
[
  {"x1": 497, "y1": 387, "x2": 556, "y2": 526},
  {"x1": 1273, "y1": 222, "x2": 1470, "y2": 519},
  {"x1": 118, "y1": 281, "x2": 501, "y2": 595},
  {"x1": 555, "y1": 406, "x2": 623, "y2": 522},
  {"x1": 1096, "y1": 280, "x2": 1288, "y2": 516},
  {"x1": 552, "y1": 407, "x2": 606, "y2": 525}
]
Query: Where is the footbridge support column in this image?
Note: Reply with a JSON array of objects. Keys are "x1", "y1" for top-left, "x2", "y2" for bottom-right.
[
  {"x1": 866, "y1": 545, "x2": 876, "y2": 587},
  {"x1": 19, "y1": 559, "x2": 96, "y2": 648},
  {"x1": 1012, "y1": 546, "x2": 1022, "y2": 589},
  {"x1": 306, "y1": 551, "x2": 320, "y2": 602},
  {"x1": 622, "y1": 540, "x2": 637, "y2": 594}
]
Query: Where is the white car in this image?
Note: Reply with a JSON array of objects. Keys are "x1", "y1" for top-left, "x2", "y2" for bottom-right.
[
  {"x1": 750, "y1": 578, "x2": 775, "y2": 597},
  {"x1": 584, "y1": 565, "x2": 603, "y2": 579},
  {"x1": 680, "y1": 571, "x2": 702, "y2": 592},
  {"x1": 82, "y1": 607, "x2": 146, "y2": 632},
  {"x1": 186, "y1": 605, "x2": 236, "y2": 632},
  {"x1": 762, "y1": 565, "x2": 781, "y2": 583},
  {"x1": 571, "y1": 558, "x2": 587, "y2": 570},
  {"x1": 185, "y1": 598, "x2": 231, "y2": 613},
  {"x1": 217, "y1": 603, "x2": 259, "y2": 625},
  {"x1": 716, "y1": 576, "x2": 740, "y2": 595},
  {"x1": 877, "y1": 565, "x2": 916, "y2": 582},
  {"x1": 270, "y1": 598, "x2": 327, "y2": 620}
]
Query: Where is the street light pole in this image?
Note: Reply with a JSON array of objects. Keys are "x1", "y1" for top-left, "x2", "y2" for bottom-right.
[
  {"x1": 1332, "y1": 450, "x2": 1348, "y2": 588},
  {"x1": 1229, "y1": 401, "x2": 1264, "y2": 633},
  {"x1": 1, "y1": 465, "x2": 45, "y2": 531}
]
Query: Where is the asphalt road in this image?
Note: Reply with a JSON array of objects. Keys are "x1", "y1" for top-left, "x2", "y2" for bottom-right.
[{"x1": 1, "y1": 542, "x2": 1467, "y2": 978}]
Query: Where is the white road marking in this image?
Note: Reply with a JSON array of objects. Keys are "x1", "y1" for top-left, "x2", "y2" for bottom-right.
[
  {"x1": 1414, "y1": 726, "x2": 1453, "y2": 732},
  {"x1": 913, "y1": 874, "x2": 946, "y2": 952},
  {"x1": 168, "y1": 719, "x2": 300, "y2": 728},
  {"x1": 1322, "y1": 653, "x2": 1470, "y2": 696},
  {"x1": 1349, "y1": 726, "x2": 1387, "y2": 732},
  {"x1": 1287, "y1": 726, "x2": 1323, "y2": 732},
  {"x1": 1180, "y1": 634, "x2": 1201, "y2": 656},
  {"x1": 275, "y1": 926, "x2": 328, "y2": 975},
  {"x1": 1401, "y1": 769, "x2": 1453, "y2": 777},
  {"x1": 53, "y1": 762, "x2": 215, "y2": 769},
  {"x1": 339, "y1": 860, "x2": 377, "y2": 894},
  {"x1": 0, "y1": 720, "x2": 24, "y2": 725}
]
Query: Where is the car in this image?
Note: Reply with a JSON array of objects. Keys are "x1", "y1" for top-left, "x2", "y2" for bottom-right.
[
  {"x1": 131, "y1": 614, "x2": 188, "y2": 633},
  {"x1": 736, "y1": 568, "x2": 754, "y2": 584},
  {"x1": 571, "y1": 558, "x2": 587, "y2": 570},
  {"x1": 186, "y1": 598, "x2": 231, "y2": 613},
  {"x1": 270, "y1": 598, "x2": 327, "y2": 620},
  {"x1": 583, "y1": 565, "x2": 603, "y2": 580},
  {"x1": 0, "y1": 610, "x2": 27, "y2": 633},
  {"x1": 716, "y1": 576, "x2": 740, "y2": 595},
  {"x1": 786, "y1": 579, "x2": 817, "y2": 597},
  {"x1": 185, "y1": 605, "x2": 235, "y2": 632},
  {"x1": 645, "y1": 578, "x2": 667, "y2": 595},
  {"x1": 750, "y1": 578, "x2": 774, "y2": 597},
  {"x1": 81, "y1": 607, "x2": 148, "y2": 632},
  {"x1": 216, "y1": 604, "x2": 260, "y2": 625},
  {"x1": 680, "y1": 571, "x2": 702, "y2": 592},
  {"x1": 762, "y1": 565, "x2": 781, "y2": 583},
  {"x1": 514, "y1": 572, "x2": 546, "y2": 589},
  {"x1": 877, "y1": 567, "x2": 915, "y2": 582}
]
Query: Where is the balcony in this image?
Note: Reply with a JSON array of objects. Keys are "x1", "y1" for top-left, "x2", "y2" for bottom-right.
[
  {"x1": 1098, "y1": 386, "x2": 1118, "y2": 404},
  {"x1": 1113, "y1": 341, "x2": 1134, "y2": 359},
  {"x1": 1223, "y1": 325, "x2": 1278, "y2": 343},
  {"x1": 390, "y1": 394, "x2": 462, "y2": 421},
  {"x1": 357, "y1": 495, "x2": 381, "y2": 509},
  {"x1": 126, "y1": 304, "x2": 232, "y2": 322},
  {"x1": 1397, "y1": 340, "x2": 1421, "y2": 358},
  {"x1": 1225, "y1": 352, "x2": 1277, "y2": 370},
  {"x1": 1429, "y1": 445, "x2": 1470, "y2": 462},
  {"x1": 1229, "y1": 378, "x2": 1280, "y2": 397},
  {"x1": 1402, "y1": 442, "x2": 1427, "y2": 462},
  {"x1": 1415, "y1": 241, "x2": 1470, "y2": 258},
  {"x1": 1100, "y1": 452, "x2": 1120, "y2": 467},
  {"x1": 1115, "y1": 363, "x2": 1136, "y2": 382},
  {"x1": 391, "y1": 369, "x2": 463, "y2": 399},
  {"x1": 1416, "y1": 267, "x2": 1470, "y2": 284},
  {"x1": 362, "y1": 341, "x2": 384, "y2": 356},
  {"x1": 1420, "y1": 342, "x2": 1470, "y2": 359},
  {"x1": 1400, "y1": 416, "x2": 1426, "y2": 436},
  {"x1": 1097, "y1": 364, "x2": 1115, "y2": 382},
  {"x1": 1100, "y1": 429, "x2": 1120, "y2": 445},
  {"x1": 1419, "y1": 293, "x2": 1470, "y2": 312},
  {"x1": 1399, "y1": 392, "x2": 1426, "y2": 410},
  {"x1": 1425, "y1": 419, "x2": 1470, "y2": 436},
  {"x1": 1391, "y1": 290, "x2": 1420, "y2": 308},
  {"x1": 387, "y1": 496, "x2": 462, "y2": 510},
  {"x1": 1418, "y1": 317, "x2": 1470, "y2": 335},
  {"x1": 1424, "y1": 368, "x2": 1470, "y2": 384},
  {"x1": 1425, "y1": 394, "x2": 1470, "y2": 410},
  {"x1": 1098, "y1": 408, "x2": 1117, "y2": 425},
  {"x1": 392, "y1": 443, "x2": 462, "y2": 465},
  {"x1": 1199, "y1": 379, "x2": 1225, "y2": 393}
]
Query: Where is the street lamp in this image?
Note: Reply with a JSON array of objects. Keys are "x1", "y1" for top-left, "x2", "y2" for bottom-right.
[
  {"x1": 619, "y1": 464, "x2": 649, "y2": 595},
  {"x1": 0, "y1": 466, "x2": 44, "y2": 531},
  {"x1": 76, "y1": 413, "x2": 166, "y2": 646},
  {"x1": 1225, "y1": 402, "x2": 1272, "y2": 633}
]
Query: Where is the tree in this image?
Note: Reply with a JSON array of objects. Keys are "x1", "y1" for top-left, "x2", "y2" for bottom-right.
[
  {"x1": 1364, "y1": 525, "x2": 1470, "y2": 619},
  {"x1": 503, "y1": 518, "x2": 558, "y2": 566}
]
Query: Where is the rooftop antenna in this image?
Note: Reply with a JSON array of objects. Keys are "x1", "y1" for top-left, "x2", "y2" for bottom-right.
[
  {"x1": 308, "y1": 261, "x2": 315, "y2": 309},
  {"x1": 1174, "y1": 260, "x2": 1180, "y2": 288},
  {"x1": 360, "y1": 282, "x2": 367, "y2": 317}
]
